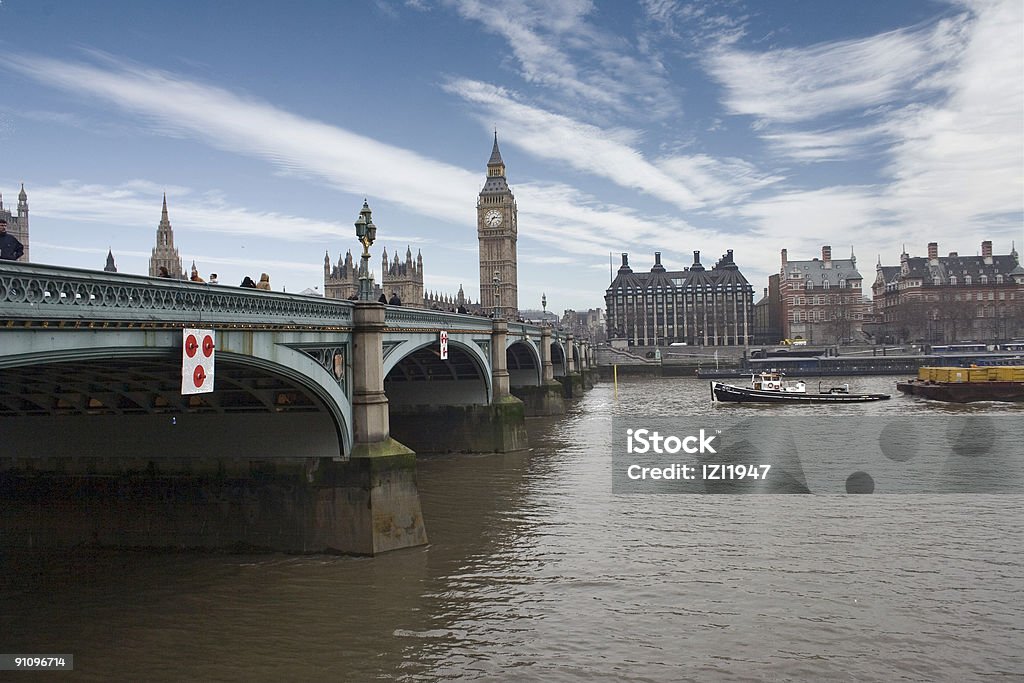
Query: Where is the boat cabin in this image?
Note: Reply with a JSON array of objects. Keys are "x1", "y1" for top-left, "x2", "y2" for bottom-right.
[{"x1": 751, "y1": 371, "x2": 806, "y2": 393}]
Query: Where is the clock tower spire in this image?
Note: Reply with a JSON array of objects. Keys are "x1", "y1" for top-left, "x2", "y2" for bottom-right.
[{"x1": 478, "y1": 132, "x2": 518, "y2": 319}]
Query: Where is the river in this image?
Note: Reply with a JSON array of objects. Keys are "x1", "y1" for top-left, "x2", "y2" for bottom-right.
[{"x1": 2, "y1": 375, "x2": 1022, "y2": 681}]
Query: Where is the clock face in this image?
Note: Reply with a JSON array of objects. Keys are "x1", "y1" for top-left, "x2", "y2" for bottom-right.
[{"x1": 484, "y1": 209, "x2": 503, "y2": 227}]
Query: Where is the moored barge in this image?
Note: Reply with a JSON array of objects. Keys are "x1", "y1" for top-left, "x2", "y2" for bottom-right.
[{"x1": 896, "y1": 366, "x2": 1024, "y2": 403}]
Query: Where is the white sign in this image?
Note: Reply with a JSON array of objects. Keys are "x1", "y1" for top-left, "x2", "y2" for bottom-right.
[
  {"x1": 182, "y1": 328, "x2": 215, "y2": 395},
  {"x1": 439, "y1": 330, "x2": 449, "y2": 360}
]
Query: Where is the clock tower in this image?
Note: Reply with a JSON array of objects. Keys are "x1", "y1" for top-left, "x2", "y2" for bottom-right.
[{"x1": 478, "y1": 132, "x2": 518, "y2": 319}]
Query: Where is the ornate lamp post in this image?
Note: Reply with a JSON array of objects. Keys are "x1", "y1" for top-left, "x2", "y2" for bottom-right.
[
  {"x1": 542, "y1": 292, "x2": 547, "y2": 324},
  {"x1": 354, "y1": 200, "x2": 378, "y2": 301},
  {"x1": 492, "y1": 270, "x2": 501, "y2": 319}
]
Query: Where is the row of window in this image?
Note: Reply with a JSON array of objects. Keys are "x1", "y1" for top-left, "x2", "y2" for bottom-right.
[
  {"x1": 786, "y1": 295, "x2": 864, "y2": 306},
  {"x1": 790, "y1": 311, "x2": 866, "y2": 322},
  {"x1": 610, "y1": 286, "x2": 753, "y2": 295}
]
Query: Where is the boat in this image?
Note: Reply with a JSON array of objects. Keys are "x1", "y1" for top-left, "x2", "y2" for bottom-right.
[
  {"x1": 896, "y1": 366, "x2": 1024, "y2": 403},
  {"x1": 711, "y1": 371, "x2": 891, "y2": 403}
]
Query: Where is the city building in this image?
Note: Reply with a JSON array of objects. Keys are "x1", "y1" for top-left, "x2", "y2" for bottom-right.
[
  {"x1": 871, "y1": 240, "x2": 1024, "y2": 343},
  {"x1": 604, "y1": 250, "x2": 755, "y2": 347},
  {"x1": 324, "y1": 245, "x2": 425, "y2": 306},
  {"x1": 380, "y1": 246, "x2": 424, "y2": 307},
  {"x1": 103, "y1": 249, "x2": 117, "y2": 273},
  {"x1": 779, "y1": 246, "x2": 869, "y2": 344},
  {"x1": 753, "y1": 274, "x2": 782, "y2": 344},
  {"x1": 561, "y1": 308, "x2": 606, "y2": 342},
  {"x1": 0, "y1": 185, "x2": 30, "y2": 262},
  {"x1": 148, "y1": 194, "x2": 184, "y2": 279},
  {"x1": 477, "y1": 133, "x2": 518, "y2": 319}
]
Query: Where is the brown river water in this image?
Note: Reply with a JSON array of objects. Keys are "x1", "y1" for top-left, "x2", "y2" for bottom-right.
[{"x1": 2, "y1": 375, "x2": 1022, "y2": 681}]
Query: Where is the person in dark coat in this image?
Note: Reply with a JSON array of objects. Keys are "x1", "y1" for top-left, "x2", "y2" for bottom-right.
[
  {"x1": 378, "y1": 293, "x2": 388, "y2": 304},
  {"x1": 0, "y1": 218, "x2": 25, "y2": 261},
  {"x1": 388, "y1": 292, "x2": 402, "y2": 306},
  {"x1": 241, "y1": 276, "x2": 257, "y2": 288}
]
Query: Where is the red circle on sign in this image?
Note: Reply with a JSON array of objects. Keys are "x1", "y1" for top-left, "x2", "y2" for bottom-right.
[
  {"x1": 193, "y1": 365, "x2": 206, "y2": 388},
  {"x1": 202, "y1": 335, "x2": 215, "y2": 357},
  {"x1": 185, "y1": 334, "x2": 199, "y2": 358}
]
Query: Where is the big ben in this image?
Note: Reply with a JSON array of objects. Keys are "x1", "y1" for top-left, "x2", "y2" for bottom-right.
[{"x1": 478, "y1": 132, "x2": 518, "y2": 319}]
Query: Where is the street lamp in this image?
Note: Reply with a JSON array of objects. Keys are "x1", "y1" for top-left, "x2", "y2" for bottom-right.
[
  {"x1": 542, "y1": 292, "x2": 547, "y2": 324},
  {"x1": 354, "y1": 200, "x2": 378, "y2": 301},
  {"x1": 492, "y1": 270, "x2": 501, "y2": 319}
]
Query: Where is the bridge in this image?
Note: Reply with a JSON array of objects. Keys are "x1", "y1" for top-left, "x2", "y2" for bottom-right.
[{"x1": 0, "y1": 262, "x2": 596, "y2": 554}]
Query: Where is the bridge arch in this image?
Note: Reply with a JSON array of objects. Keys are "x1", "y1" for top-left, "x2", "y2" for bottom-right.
[
  {"x1": 383, "y1": 337, "x2": 492, "y2": 406},
  {"x1": 0, "y1": 331, "x2": 352, "y2": 460},
  {"x1": 507, "y1": 339, "x2": 542, "y2": 387}
]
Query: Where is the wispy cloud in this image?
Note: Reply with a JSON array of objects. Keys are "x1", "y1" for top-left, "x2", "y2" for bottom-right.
[
  {"x1": 445, "y1": 77, "x2": 782, "y2": 210},
  {"x1": 705, "y1": 14, "x2": 968, "y2": 124},
  {"x1": 444, "y1": 0, "x2": 678, "y2": 119},
  {"x1": 1, "y1": 51, "x2": 481, "y2": 222}
]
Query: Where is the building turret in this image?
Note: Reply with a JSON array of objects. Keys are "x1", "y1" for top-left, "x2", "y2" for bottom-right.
[
  {"x1": 148, "y1": 193, "x2": 183, "y2": 278},
  {"x1": 104, "y1": 249, "x2": 117, "y2": 273}
]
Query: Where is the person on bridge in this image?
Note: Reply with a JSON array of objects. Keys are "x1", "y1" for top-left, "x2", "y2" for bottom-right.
[
  {"x1": 0, "y1": 218, "x2": 24, "y2": 261},
  {"x1": 241, "y1": 276, "x2": 257, "y2": 288},
  {"x1": 157, "y1": 266, "x2": 172, "y2": 278},
  {"x1": 208, "y1": 273, "x2": 220, "y2": 285},
  {"x1": 256, "y1": 273, "x2": 272, "y2": 290},
  {"x1": 388, "y1": 292, "x2": 402, "y2": 305},
  {"x1": 190, "y1": 265, "x2": 205, "y2": 283}
]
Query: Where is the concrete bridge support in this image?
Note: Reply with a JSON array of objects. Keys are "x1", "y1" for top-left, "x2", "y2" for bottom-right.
[
  {"x1": 337, "y1": 301, "x2": 427, "y2": 554},
  {"x1": 510, "y1": 325, "x2": 566, "y2": 415}
]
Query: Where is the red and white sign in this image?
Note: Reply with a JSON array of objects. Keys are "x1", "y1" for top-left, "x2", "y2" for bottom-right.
[
  {"x1": 439, "y1": 330, "x2": 449, "y2": 360},
  {"x1": 182, "y1": 328, "x2": 215, "y2": 395}
]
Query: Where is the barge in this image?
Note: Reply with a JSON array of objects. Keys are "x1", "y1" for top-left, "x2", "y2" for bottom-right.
[{"x1": 896, "y1": 366, "x2": 1024, "y2": 403}]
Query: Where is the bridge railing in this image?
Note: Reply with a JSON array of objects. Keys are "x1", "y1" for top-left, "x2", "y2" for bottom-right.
[
  {"x1": 385, "y1": 307, "x2": 493, "y2": 333},
  {"x1": 0, "y1": 261, "x2": 354, "y2": 328}
]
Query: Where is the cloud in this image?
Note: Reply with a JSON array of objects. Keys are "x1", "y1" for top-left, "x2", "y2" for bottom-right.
[
  {"x1": 705, "y1": 14, "x2": 968, "y2": 124},
  {"x1": 445, "y1": 78, "x2": 782, "y2": 210},
  {"x1": 444, "y1": 0, "x2": 679, "y2": 119},
  {"x1": 1, "y1": 51, "x2": 481, "y2": 223}
]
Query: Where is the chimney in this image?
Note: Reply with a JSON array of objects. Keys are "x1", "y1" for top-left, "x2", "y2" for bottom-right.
[
  {"x1": 822, "y1": 245, "x2": 832, "y2": 262},
  {"x1": 693, "y1": 250, "x2": 701, "y2": 265},
  {"x1": 763, "y1": 287, "x2": 768, "y2": 298},
  {"x1": 781, "y1": 248, "x2": 788, "y2": 266},
  {"x1": 982, "y1": 240, "x2": 993, "y2": 264},
  {"x1": 927, "y1": 242, "x2": 938, "y2": 260},
  {"x1": 621, "y1": 253, "x2": 629, "y2": 267},
  {"x1": 654, "y1": 252, "x2": 662, "y2": 266}
]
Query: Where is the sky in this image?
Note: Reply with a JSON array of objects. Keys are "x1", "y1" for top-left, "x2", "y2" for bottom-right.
[{"x1": 0, "y1": 0, "x2": 1021, "y2": 312}]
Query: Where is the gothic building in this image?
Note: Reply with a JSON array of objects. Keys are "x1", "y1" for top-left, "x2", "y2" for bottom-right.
[
  {"x1": 605, "y1": 250, "x2": 755, "y2": 347},
  {"x1": 779, "y1": 245, "x2": 869, "y2": 344},
  {"x1": 148, "y1": 194, "x2": 184, "y2": 279},
  {"x1": 477, "y1": 133, "x2": 518, "y2": 319},
  {"x1": 323, "y1": 244, "x2": 425, "y2": 307},
  {"x1": 103, "y1": 249, "x2": 117, "y2": 273},
  {"x1": 0, "y1": 185, "x2": 30, "y2": 262},
  {"x1": 381, "y1": 246, "x2": 424, "y2": 307},
  {"x1": 872, "y1": 240, "x2": 1024, "y2": 343}
]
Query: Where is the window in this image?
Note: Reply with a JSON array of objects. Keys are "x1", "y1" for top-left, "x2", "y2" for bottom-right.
[
  {"x1": 964, "y1": 275, "x2": 972, "y2": 285},
  {"x1": 996, "y1": 274, "x2": 1004, "y2": 284},
  {"x1": 823, "y1": 280, "x2": 830, "y2": 289},
  {"x1": 949, "y1": 276, "x2": 957, "y2": 285},
  {"x1": 979, "y1": 275, "x2": 988, "y2": 284},
  {"x1": 839, "y1": 279, "x2": 846, "y2": 288},
  {"x1": 805, "y1": 279, "x2": 813, "y2": 289}
]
